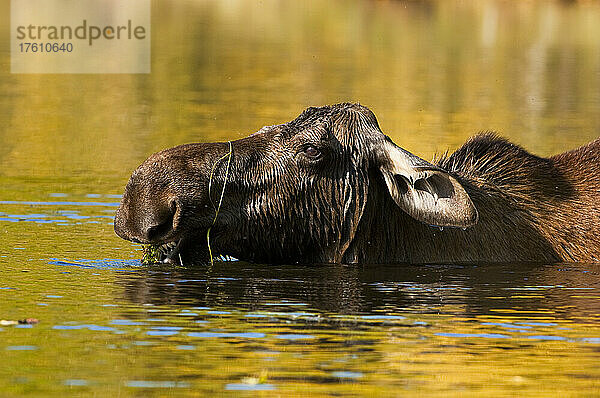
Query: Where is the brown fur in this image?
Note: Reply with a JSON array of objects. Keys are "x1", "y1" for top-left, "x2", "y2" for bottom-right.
[
  {"x1": 345, "y1": 134, "x2": 600, "y2": 263},
  {"x1": 114, "y1": 103, "x2": 600, "y2": 264}
]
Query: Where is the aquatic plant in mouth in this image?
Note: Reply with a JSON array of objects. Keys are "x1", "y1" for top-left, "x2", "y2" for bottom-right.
[
  {"x1": 141, "y1": 241, "x2": 182, "y2": 265},
  {"x1": 141, "y1": 244, "x2": 162, "y2": 265}
]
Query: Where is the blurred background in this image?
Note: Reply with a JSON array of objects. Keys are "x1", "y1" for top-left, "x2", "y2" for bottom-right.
[{"x1": 0, "y1": 0, "x2": 599, "y2": 196}]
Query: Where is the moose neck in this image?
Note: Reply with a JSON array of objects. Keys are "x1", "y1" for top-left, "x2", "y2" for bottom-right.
[{"x1": 343, "y1": 170, "x2": 561, "y2": 264}]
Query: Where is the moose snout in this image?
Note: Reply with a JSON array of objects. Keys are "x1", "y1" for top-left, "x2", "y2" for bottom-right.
[
  {"x1": 114, "y1": 197, "x2": 180, "y2": 244},
  {"x1": 114, "y1": 142, "x2": 232, "y2": 247}
]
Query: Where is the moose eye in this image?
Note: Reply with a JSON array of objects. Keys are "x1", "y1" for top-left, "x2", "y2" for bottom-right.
[{"x1": 303, "y1": 145, "x2": 321, "y2": 158}]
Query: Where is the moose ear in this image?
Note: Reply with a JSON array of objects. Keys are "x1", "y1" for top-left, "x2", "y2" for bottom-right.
[{"x1": 377, "y1": 139, "x2": 478, "y2": 228}]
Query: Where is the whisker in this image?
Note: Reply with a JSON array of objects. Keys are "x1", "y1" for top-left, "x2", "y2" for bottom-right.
[{"x1": 206, "y1": 141, "x2": 233, "y2": 266}]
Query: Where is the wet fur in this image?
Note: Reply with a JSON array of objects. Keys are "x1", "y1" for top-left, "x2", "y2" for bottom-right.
[{"x1": 347, "y1": 134, "x2": 600, "y2": 263}]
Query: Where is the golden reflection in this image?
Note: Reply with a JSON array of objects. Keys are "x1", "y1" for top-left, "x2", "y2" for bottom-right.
[{"x1": 0, "y1": 0, "x2": 599, "y2": 196}]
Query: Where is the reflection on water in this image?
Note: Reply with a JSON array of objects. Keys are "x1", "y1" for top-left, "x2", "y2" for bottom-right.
[
  {"x1": 1, "y1": 0, "x2": 600, "y2": 189},
  {"x1": 2, "y1": 255, "x2": 600, "y2": 395},
  {"x1": 1, "y1": 0, "x2": 600, "y2": 396},
  {"x1": 118, "y1": 262, "x2": 600, "y2": 322}
]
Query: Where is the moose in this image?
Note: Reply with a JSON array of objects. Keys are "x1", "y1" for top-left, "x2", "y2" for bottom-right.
[{"x1": 114, "y1": 103, "x2": 600, "y2": 264}]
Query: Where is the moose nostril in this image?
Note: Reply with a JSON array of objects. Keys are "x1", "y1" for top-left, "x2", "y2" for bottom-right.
[{"x1": 145, "y1": 214, "x2": 174, "y2": 241}]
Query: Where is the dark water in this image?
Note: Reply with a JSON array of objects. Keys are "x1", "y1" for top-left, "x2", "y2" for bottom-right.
[{"x1": 1, "y1": 0, "x2": 600, "y2": 396}]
